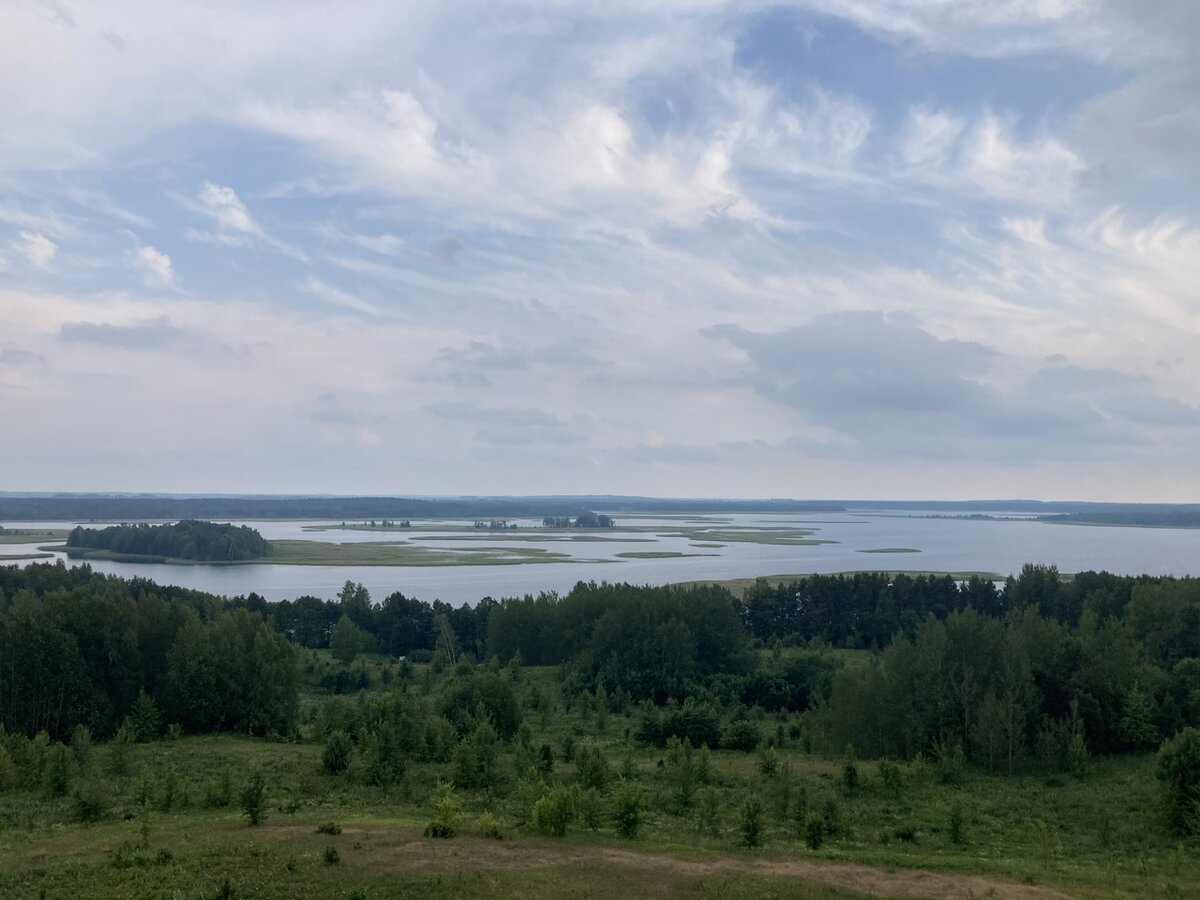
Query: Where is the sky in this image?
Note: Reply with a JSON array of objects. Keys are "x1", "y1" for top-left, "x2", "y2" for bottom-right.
[{"x1": 1, "y1": 0, "x2": 1199, "y2": 500}]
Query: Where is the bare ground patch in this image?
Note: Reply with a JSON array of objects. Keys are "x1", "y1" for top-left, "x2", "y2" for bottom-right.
[{"x1": 345, "y1": 827, "x2": 1072, "y2": 900}]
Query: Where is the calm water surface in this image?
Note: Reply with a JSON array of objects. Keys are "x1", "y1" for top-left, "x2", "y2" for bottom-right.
[{"x1": 3, "y1": 512, "x2": 1198, "y2": 604}]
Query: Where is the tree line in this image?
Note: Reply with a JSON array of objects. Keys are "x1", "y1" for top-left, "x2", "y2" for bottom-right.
[
  {"x1": 0, "y1": 563, "x2": 296, "y2": 741},
  {"x1": 65, "y1": 520, "x2": 271, "y2": 562}
]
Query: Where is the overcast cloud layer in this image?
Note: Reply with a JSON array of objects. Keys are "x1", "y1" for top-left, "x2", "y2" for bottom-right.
[{"x1": 2, "y1": 0, "x2": 1198, "y2": 500}]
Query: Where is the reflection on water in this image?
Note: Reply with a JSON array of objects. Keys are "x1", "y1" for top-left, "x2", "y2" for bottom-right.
[{"x1": 2, "y1": 512, "x2": 1198, "y2": 605}]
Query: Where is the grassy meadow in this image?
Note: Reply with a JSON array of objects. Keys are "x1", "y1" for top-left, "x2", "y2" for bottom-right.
[{"x1": 3, "y1": 653, "x2": 1195, "y2": 900}]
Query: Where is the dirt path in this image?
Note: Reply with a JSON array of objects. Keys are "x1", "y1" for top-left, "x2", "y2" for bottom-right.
[{"x1": 375, "y1": 831, "x2": 1072, "y2": 900}]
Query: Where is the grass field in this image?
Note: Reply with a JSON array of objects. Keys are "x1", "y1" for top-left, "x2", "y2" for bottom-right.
[
  {"x1": 3, "y1": 656, "x2": 1195, "y2": 900},
  {"x1": 51, "y1": 540, "x2": 600, "y2": 567}
]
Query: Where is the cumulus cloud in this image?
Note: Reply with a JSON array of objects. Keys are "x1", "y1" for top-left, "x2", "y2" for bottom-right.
[
  {"x1": 133, "y1": 244, "x2": 175, "y2": 286},
  {"x1": 194, "y1": 182, "x2": 261, "y2": 238},
  {"x1": 13, "y1": 231, "x2": 57, "y2": 268}
]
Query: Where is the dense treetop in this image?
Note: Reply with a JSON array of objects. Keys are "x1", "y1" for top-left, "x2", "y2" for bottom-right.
[{"x1": 65, "y1": 520, "x2": 271, "y2": 562}]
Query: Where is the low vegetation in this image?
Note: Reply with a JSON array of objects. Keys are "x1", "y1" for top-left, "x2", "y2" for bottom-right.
[{"x1": 0, "y1": 561, "x2": 1198, "y2": 898}]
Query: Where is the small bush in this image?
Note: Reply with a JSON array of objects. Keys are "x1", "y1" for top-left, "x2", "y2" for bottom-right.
[
  {"x1": 423, "y1": 781, "x2": 460, "y2": 838},
  {"x1": 478, "y1": 811, "x2": 504, "y2": 840},
  {"x1": 322, "y1": 731, "x2": 353, "y2": 775},
  {"x1": 532, "y1": 786, "x2": 576, "y2": 837},
  {"x1": 949, "y1": 799, "x2": 967, "y2": 845},
  {"x1": 74, "y1": 781, "x2": 108, "y2": 822},
  {"x1": 805, "y1": 814, "x2": 826, "y2": 850},
  {"x1": 738, "y1": 794, "x2": 765, "y2": 849},
  {"x1": 612, "y1": 783, "x2": 643, "y2": 839},
  {"x1": 316, "y1": 822, "x2": 342, "y2": 835},
  {"x1": 1157, "y1": 728, "x2": 1200, "y2": 835},
  {"x1": 323, "y1": 846, "x2": 340, "y2": 865},
  {"x1": 841, "y1": 745, "x2": 859, "y2": 795},
  {"x1": 240, "y1": 770, "x2": 268, "y2": 827},
  {"x1": 878, "y1": 758, "x2": 901, "y2": 789}
]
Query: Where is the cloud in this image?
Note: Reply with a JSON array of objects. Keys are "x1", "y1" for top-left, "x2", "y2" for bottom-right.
[
  {"x1": 426, "y1": 400, "x2": 584, "y2": 446},
  {"x1": 59, "y1": 316, "x2": 184, "y2": 349},
  {"x1": 709, "y1": 312, "x2": 1200, "y2": 462},
  {"x1": 299, "y1": 276, "x2": 386, "y2": 317},
  {"x1": 195, "y1": 182, "x2": 261, "y2": 239},
  {"x1": 0, "y1": 348, "x2": 45, "y2": 366},
  {"x1": 13, "y1": 231, "x2": 57, "y2": 268},
  {"x1": 133, "y1": 244, "x2": 175, "y2": 286}
]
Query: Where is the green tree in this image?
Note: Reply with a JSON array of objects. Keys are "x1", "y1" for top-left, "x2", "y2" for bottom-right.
[
  {"x1": 1157, "y1": 727, "x2": 1200, "y2": 835},
  {"x1": 330, "y1": 615, "x2": 368, "y2": 665},
  {"x1": 240, "y1": 769, "x2": 268, "y2": 826},
  {"x1": 322, "y1": 730, "x2": 353, "y2": 774}
]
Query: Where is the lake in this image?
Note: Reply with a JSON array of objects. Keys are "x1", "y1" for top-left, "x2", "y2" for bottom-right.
[{"x1": 2, "y1": 511, "x2": 1198, "y2": 604}]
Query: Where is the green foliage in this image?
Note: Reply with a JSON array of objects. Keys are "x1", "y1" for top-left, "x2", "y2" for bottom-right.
[
  {"x1": 804, "y1": 814, "x2": 826, "y2": 850},
  {"x1": 478, "y1": 810, "x2": 505, "y2": 839},
  {"x1": 578, "y1": 787, "x2": 604, "y2": 830},
  {"x1": 330, "y1": 616, "x2": 370, "y2": 665},
  {"x1": 757, "y1": 744, "x2": 778, "y2": 777},
  {"x1": 323, "y1": 846, "x2": 340, "y2": 865},
  {"x1": 841, "y1": 745, "x2": 859, "y2": 794},
  {"x1": 316, "y1": 822, "x2": 342, "y2": 835},
  {"x1": 452, "y1": 717, "x2": 499, "y2": 791},
  {"x1": 125, "y1": 689, "x2": 162, "y2": 743},
  {"x1": 240, "y1": 769, "x2": 268, "y2": 826},
  {"x1": 441, "y1": 673, "x2": 522, "y2": 740},
  {"x1": 65, "y1": 520, "x2": 271, "y2": 561},
  {"x1": 612, "y1": 782, "x2": 643, "y2": 839},
  {"x1": 425, "y1": 781, "x2": 461, "y2": 838},
  {"x1": 948, "y1": 799, "x2": 967, "y2": 845},
  {"x1": 1157, "y1": 727, "x2": 1200, "y2": 835},
  {"x1": 696, "y1": 786, "x2": 722, "y2": 836},
  {"x1": 322, "y1": 730, "x2": 353, "y2": 774},
  {"x1": 43, "y1": 742, "x2": 75, "y2": 796},
  {"x1": 721, "y1": 716, "x2": 760, "y2": 752},
  {"x1": 738, "y1": 794, "x2": 765, "y2": 848},
  {"x1": 532, "y1": 785, "x2": 576, "y2": 837},
  {"x1": 574, "y1": 745, "x2": 611, "y2": 791},
  {"x1": 70, "y1": 724, "x2": 92, "y2": 769}
]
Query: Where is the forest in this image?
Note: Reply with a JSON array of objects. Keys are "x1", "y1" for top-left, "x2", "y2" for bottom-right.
[
  {"x1": 64, "y1": 520, "x2": 272, "y2": 562},
  {"x1": 1, "y1": 561, "x2": 1198, "y2": 898}
]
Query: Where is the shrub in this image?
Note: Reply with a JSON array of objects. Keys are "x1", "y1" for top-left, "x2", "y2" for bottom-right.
[
  {"x1": 697, "y1": 787, "x2": 722, "y2": 836},
  {"x1": 841, "y1": 745, "x2": 859, "y2": 794},
  {"x1": 532, "y1": 786, "x2": 576, "y2": 837},
  {"x1": 74, "y1": 780, "x2": 108, "y2": 822},
  {"x1": 878, "y1": 758, "x2": 901, "y2": 789},
  {"x1": 804, "y1": 814, "x2": 826, "y2": 850},
  {"x1": 424, "y1": 781, "x2": 461, "y2": 838},
  {"x1": 739, "y1": 794, "x2": 765, "y2": 848},
  {"x1": 575, "y1": 745, "x2": 611, "y2": 791},
  {"x1": 478, "y1": 811, "x2": 505, "y2": 839},
  {"x1": 721, "y1": 718, "x2": 760, "y2": 752},
  {"x1": 323, "y1": 846, "x2": 340, "y2": 865},
  {"x1": 43, "y1": 742, "x2": 75, "y2": 796},
  {"x1": 578, "y1": 788, "x2": 604, "y2": 831},
  {"x1": 612, "y1": 783, "x2": 643, "y2": 839},
  {"x1": 1157, "y1": 727, "x2": 1200, "y2": 835},
  {"x1": 322, "y1": 731, "x2": 353, "y2": 774},
  {"x1": 240, "y1": 770, "x2": 268, "y2": 826},
  {"x1": 316, "y1": 822, "x2": 342, "y2": 835},
  {"x1": 757, "y1": 745, "x2": 778, "y2": 777},
  {"x1": 948, "y1": 799, "x2": 967, "y2": 845}
]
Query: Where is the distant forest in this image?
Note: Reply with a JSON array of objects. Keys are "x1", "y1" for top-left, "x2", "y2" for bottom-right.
[
  {"x1": 65, "y1": 521, "x2": 271, "y2": 562},
  {"x1": 3, "y1": 492, "x2": 1200, "y2": 526}
]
